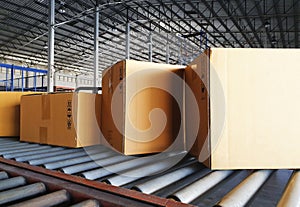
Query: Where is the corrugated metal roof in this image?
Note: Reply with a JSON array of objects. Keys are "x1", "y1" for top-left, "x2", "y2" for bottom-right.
[{"x1": 0, "y1": 0, "x2": 298, "y2": 74}]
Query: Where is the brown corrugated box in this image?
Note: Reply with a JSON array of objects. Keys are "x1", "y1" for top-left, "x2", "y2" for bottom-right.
[
  {"x1": 186, "y1": 48, "x2": 300, "y2": 169},
  {"x1": 21, "y1": 92, "x2": 101, "y2": 147},
  {"x1": 0, "y1": 92, "x2": 42, "y2": 137},
  {"x1": 101, "y1": 59, "x2": 185, "y2": 155}
]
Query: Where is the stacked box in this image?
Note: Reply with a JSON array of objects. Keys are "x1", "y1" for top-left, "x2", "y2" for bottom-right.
[
  {"x1": 0, "y1": 92, "x2": 41, "y2": 137},
  {"x1": 21, "y1": 92, "x2": 101, "y2": 147}
]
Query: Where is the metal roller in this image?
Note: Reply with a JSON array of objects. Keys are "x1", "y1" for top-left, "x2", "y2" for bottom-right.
[
  {"x1": 8, "y1": 189, "x2": 70, "y2": 207},
  {"x1": 0, "y1": 139, "x2": 16, "y2": 143},
  {"x1": 0, "y1": 143, "x2": 33, "y2": 152},
  {"x1": 0, "y1": 176, "x2": 26, "y2": 191},
  {"x1": 5, "y1": 147, "x2": 64, "y2": 159},
  {"x1": 0, "y1": 143, "x2": 39, "y2": 151},
  {"x1": 43, "y1": 151, "x2": 116, "y2": 170},
  {"x1": 132, "y1": 163, "x2": 201, "y2": 194},
  {"x1": 15, "y1": 148, "x2": 83, "y2": 162},
  {"x1": 82, "y1": 152, "x2": 185, "y2": 180},
  {"x1": 215, "y1": 170, "x2": 273, "y2": 207},
  {"x1": 28, "y1": 151, "x2": 92, "y2": 165},
  {"x1": 62, "y1": 155, "x2": 133, "y2": 175},
  {"x1": 0, "y1": 142, "x2": 25, "y2": 147},
  {"x1": 0, "y1": 182, "x2": 46, "y2": 205},
  {"x1": 0, "y1": 171, "x2": 9, "y2": 180},
  {"x1": 277, "y1": 170, "x2": 300, "y2": 207},
  {"x1": 168, "y1": 170, "x2": 233, "y2": 203},
  {"x1": 70, "y1": 199, "x2": 100, "y2": 207},
  {"x1": 1, "y1": 145, "x2": 51, "y2": 156},
  {"x1": 104, "y1": 153, "x2": 190, "y2": 186},
  {"x1": 0, "y1": 140, "x2": 23, "y2": 144}
]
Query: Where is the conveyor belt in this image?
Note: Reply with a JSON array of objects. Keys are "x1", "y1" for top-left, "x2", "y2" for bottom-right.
[
  {"x1": 0, "y1": 138, "x2": 297, "y2": 207},
  {"x1": 0, "y1": 170, "x2": 98, "y2": 206}
]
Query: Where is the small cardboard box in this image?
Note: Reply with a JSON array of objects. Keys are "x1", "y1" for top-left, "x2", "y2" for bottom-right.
[
  {"x1": 101, "y1": 60, "x2": 184, "y2": 155},
  {"x1": 185, "y1": 48, "x2": 300, "y2": 169},
  {"x1": 20, "y1": 94, "x2": 47, "y2": 143},
  {"x1": 0, "y1": 92, "x2": 41, "y2": 137},
  {"x1": 21, "y1": 92, "x2": 101, "y2": 147}
]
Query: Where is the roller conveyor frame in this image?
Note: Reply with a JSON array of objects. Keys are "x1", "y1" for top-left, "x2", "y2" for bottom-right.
[{"x1": 0, "y1": 138, "x2": 297, "y2": 207}]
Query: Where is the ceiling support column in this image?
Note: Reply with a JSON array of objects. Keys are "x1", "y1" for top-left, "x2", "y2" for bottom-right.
[
  {"x1": 93, "y1": 3, "x2": 99, "y2": 93},
  {"x1": 125, "y1": 22, "x2": 130, "y2": 59},
  {"x1": 47, "y1": 0, "x2": 55, "y2": 92},
  {"x1": 148, "y1": 32, "x2": 153, "y2": 62}
]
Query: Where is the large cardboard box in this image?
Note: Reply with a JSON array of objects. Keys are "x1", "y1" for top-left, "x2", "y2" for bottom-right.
[
  {"x1": 101, "y1": 60, "x2": 184, "y2": 155},
  {"x1": 0, "y1": 92, "x2": 41, "y2": 137},
  {"x1": 186, "y1": 48, "x2": 300, "y2": 169},
  {"x1": 21, "y1": 92, "x2": 101, "y2": 147}
]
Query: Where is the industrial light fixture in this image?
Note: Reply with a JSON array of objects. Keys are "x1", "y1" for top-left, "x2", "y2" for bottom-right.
[
  {"x1": 43, "y1": 42, "x2": 48, "y2": 49},
  {"x1": 271, "y1": 35, "x2": 277, "y2": 45},
  {"x1": 264, "y1": 21, "x2": 271, "y2": 29},
  {"x1": 58, "y1": 1, "x2": 66, "y2": 14},
  {"x1": 175, "y1": 33, "x2": 182, "y2": 37}
]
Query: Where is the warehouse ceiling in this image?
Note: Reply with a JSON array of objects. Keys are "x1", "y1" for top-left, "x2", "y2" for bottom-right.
[{"x1": 0, "y1": 0, "x2": 299, "y2": 76}]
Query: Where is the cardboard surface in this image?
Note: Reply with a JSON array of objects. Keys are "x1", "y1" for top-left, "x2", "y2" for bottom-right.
[
  {"x1": 0, "y1": 92, "x2": 41, "y2": 137},
  {"x1": 20, "y1": 94, "x2": 48, "y2": 143},
  {"x1": 185, "y1": 50, "x2": 210, "y2": 167},
  {"x1": 21, "y1": 92, "x2": 101, "y2": 147},
  {"x1": 186, "y1": 48, "x2": 300, "y2": 169},
  {"x1": 101, "y1": 60, "x2": 184, "y2": 155}
]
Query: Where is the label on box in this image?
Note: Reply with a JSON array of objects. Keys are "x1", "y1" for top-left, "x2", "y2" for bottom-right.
[{"x1": 67, "y1": 100, "x2": 72, "y2": 130}]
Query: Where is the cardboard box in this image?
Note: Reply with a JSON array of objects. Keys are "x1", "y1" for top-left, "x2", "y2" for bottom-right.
[
  {"x1": 0, "y1": 92, "x2": 41, "y2": 137},
  {"x1": 186, "y1": 48, "x2": 300, "y2": 169},
  {"x1": 20, "y1": 94, "x2": 47, "y2": 143},
  {"x1": 21, "y1": 92, "x2": 101, "y2": 147},
  {"x1": 101, "y1": 60, "x2": 184, "y2": 155}
]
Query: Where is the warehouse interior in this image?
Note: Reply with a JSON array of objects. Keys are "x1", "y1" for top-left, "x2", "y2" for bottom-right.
[{"x1": 0, "y1": 0, "x2": 299, "y2": 206}]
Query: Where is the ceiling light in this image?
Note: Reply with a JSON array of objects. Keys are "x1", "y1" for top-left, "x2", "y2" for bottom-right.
[
  {"x1": 58, "y1": 1, "x2": 66, "y2": 13},
  {"x1": 271, "y1": 36, "x2": 277, "y2": 45},
  {"x1": 58, "y1": 6, "x2": 66, "y2": 13},
  {"x1": 175, "y1": 33, "x2": 182, "y2": 37},
  {"x1": 264, "y1": 21, "x2": 271, "y2": 29}
]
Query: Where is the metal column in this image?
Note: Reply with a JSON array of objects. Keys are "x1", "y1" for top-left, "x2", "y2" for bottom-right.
[
  {"x1": 47, "y1": 0, "x2": 55, "y2": 92},
  {"x1": 34, "y1": 72, "x2": 37, "y2": 92},
  {"x1": 125, "y1": 22, "x2": 130, "y2": 59},
  {"x1": 166, "y1": 44, "x2": 170, "y2": 64},
  {"x1": 177, "y1": 36, "x2": 182, "y2": 65},
  {"x1": 10, "y1": 65, "x2": 13, "y2": 91},
  {"x1": 53, "y1": 72, "x2": 57, "y2": 88},
  {"x1": 25, "y1": 71, "x2": 29, "y2": 89},
  {"x1": 21, "y1": 70, "x2": 24, "y2": 92},
  {"x1": 148, "y1": 32, "x2": 153, "y2": 62},
  {"x1": 75, "y1": 75, "x2": 79, "y2": 88},
  {"x1": 93, "y1": 4, "x2": 99, "y2": 93},
  {"x1": 5, "y1": 67, "x2": 8, "y2": 91}
]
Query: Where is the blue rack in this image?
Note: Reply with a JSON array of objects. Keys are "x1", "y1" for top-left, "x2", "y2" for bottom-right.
[{"x1": 0, "y1": 63, "x2": 48, "y2": 92}]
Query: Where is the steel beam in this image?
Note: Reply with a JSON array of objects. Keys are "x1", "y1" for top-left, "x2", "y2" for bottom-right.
[
  {"x1": 166, "y1": 43, "x2": 170, "y2": 64},
  {"x1": 47, "y1": 0, "x2": 55, "y2": 92},
  {"x1": 254, "y1": 0, "x2": 274, "y2": 47},
  {"x1": 125, "y1": 22, "x2": 130, "y2": 59},
  {"x1": 273, "y1": 0, "x2": 286, "y2": 47},
  {"x1": 93, "y1": 4, "x2": 100, "y2": 92},
  {"x1": 148, "y1": 32, "x2": 153, "y2": 62},
  {"x1": 294, "y1": 0, "x2": 299, "y2": 47}
]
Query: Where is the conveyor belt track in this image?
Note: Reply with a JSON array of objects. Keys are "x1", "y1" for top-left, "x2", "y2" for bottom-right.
[{"x1": 0, "y1": 138, "x2": 297, "y2": 207}]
